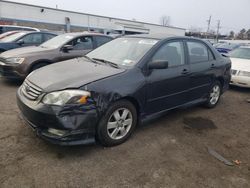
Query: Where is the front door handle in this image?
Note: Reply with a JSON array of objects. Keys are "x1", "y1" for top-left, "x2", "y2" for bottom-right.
[{"x1": 182, "y1": 69, "x2": 189, "y2": 75}]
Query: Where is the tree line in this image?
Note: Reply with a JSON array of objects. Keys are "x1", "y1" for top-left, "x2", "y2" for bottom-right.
[{"x1": 228, "y1": 29, "x2": 250, "y2": 40}]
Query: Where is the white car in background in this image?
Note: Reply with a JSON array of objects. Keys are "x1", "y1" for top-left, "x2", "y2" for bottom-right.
[{"x1": 230, "y1": 46, "x2": 250, "y2": 88}]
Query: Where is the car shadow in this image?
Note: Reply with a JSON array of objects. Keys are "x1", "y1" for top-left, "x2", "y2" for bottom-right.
[
  {"x1": 0, "y1": 77, "x2": 23, "y2": 87},
  {"x1": 229, "y1": 85, "x2": 250, "y2": 93}
]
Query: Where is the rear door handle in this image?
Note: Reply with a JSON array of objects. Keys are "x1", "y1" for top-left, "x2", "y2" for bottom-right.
[{"x1": 182, "y1": 69, "x2": 189, "y2": 75}]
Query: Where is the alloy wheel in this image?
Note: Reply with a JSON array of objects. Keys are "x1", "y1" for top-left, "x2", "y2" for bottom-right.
[
  {"x1": 107, "y1": 108, "x2": 133, "y2": 140},
  {"x1": 209, "y1": 85, "x2": 220, "y2": 105}
]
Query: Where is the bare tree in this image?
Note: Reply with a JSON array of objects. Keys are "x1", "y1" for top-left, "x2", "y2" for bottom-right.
[
  {"x1": 229, "y1": 31, "x2": 235, "y2": 39},
  {"x1": 160, "y1": 16, "x2": 171, "y2": 26},
  {"x1": 237, "y1": 28, "x2": 246, "y2": 39}
]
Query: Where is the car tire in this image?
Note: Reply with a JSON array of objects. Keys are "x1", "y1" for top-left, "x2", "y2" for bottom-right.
[
  {"x1": 30, "y1": 62, "x2": 48, "y2": 73},
  {"x1": 204, "y1": 81, "x2": 222, "y2": 108},
  {"x1": 97, "y1": 100, "x2": 137, "y2": 147}
]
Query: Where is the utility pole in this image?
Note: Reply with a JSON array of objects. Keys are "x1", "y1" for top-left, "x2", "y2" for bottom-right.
[
  {"x1": 206, "y1": 15, "x2": 212, "y2": 38},
  {"x1": 216, "y1": 20, "x2": 221, "y2": 42}
]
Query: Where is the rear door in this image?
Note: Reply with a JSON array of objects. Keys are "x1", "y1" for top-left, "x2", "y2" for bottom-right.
[
  {"x1": 186, "y1": 40, "x2": 216, "y2": 101},
  {"x1": 145, "y1": 40, "x2": 190, "y2": 114}
]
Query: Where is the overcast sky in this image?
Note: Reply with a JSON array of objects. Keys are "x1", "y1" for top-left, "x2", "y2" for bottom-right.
[{"x1": 6, "y1": 0, "x2": 250, "y2": 34}]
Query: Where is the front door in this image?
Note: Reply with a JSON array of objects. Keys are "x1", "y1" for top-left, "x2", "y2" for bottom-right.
[{"x1": 145, "y1": 40, "x2": 190, "y2": 114}]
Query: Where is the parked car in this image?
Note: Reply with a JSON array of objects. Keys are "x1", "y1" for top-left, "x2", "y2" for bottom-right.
[
  {"x1": 0, "y1": 31, "x2": 57, "y2": 53},
  {"x1": 0, "y1": 32, "x2": 113, "y2": 79},
  {"x1": 216, "y1": 43, "x2": 241, "y2": 55},
  {"x1": 0, "y1": 25, "x2": 40, "y2": 34},
  {"x1": 17, "y1": 34, "x2": 231, "y2": 146},
  {"x1": 0, "y1": 31, "x2": 19, "y2": 40},
  {"x1": 229, "y1": 46, "x2": 250, "y2": 88}
]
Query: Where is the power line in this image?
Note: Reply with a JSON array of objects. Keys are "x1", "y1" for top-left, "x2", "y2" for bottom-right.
[{"x1": 206, "y1": 15, "x2": 212, "y2": 38}]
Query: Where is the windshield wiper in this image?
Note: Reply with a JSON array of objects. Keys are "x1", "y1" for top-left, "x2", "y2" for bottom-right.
[
  {"x1": 82, "y1": 56, "x2": 100, "y2": 64},
  {"x1": 92, "y1": 58, "x2": 119, "y2": 68}
]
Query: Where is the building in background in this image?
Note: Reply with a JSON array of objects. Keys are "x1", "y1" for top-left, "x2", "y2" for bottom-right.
[{"x1": 0, "y1": 0, "x2": 185, "y2": 36}]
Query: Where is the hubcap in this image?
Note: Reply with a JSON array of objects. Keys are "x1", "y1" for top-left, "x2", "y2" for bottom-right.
[
  {"x1": 209, "y1": 85, "x2": 220, "y2": 105},
  {"x1": 107, "y1": 108, "x2": 133, "y2": 140}
]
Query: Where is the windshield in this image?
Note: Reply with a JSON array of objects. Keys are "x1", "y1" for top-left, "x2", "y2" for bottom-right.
[
  {"x1": 87, "y1": 37, "x2": 159, "y2": 67},
  {"x1": 1, "y1": 32, "x2": 26, "y2": 42},
  {"x1": 40, "y1": 34, "x2": 75, "y2": 49},
  {"x1": 229, "y1": 48, "x2": 250, "y2": 60}
]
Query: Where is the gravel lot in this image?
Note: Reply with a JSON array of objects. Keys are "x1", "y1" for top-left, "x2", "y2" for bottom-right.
[{"x1": 0, "y1": 78, "x2": 250, "y2": 188}]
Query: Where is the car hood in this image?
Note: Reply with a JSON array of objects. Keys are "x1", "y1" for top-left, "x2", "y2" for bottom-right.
[
  {"x1": 230, "y1": 58, "x2": 250, "y2": 72},
  {"x1": 0, "y1": 46, "x2": 54, "y2": 58},
  {"x1": 26, "y1": 58, "x2": 126, "y2": 92}
]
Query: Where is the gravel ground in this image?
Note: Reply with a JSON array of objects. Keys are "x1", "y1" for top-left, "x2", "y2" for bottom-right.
[{"x1": 0, "y1": 78, "x2": 250, "y2": 188}]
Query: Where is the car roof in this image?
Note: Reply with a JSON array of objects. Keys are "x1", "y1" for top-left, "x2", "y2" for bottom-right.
[
  {"x1": 124, "y1": 33, "x2": 205, "y2": 41},
  {"x1": 60, "y1": 32, "x2": 112, "y2": 38},
  {"x1": 8, "y1": 30, "x2": 57, "y2": 35},
  {"x1": 0, "y1": 25, "x2": 39, "y2": 30},
  {"x1": 126, "y1": 33, "x2": 177, "y2": 40}
]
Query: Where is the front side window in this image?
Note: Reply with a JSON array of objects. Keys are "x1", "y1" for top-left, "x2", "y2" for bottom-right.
[
  {"x1": 187, "y1": 41, "x2": 209, "y2": 63},
  {"x1": 21, "y1": 33, "x2": 43, "y2": 44},
  {"x1": 67, "y1": 36, "x2": 93, "y2": 50},
  {"x1": 152, "y1": 41, "x2": 185, "y2": 67}
]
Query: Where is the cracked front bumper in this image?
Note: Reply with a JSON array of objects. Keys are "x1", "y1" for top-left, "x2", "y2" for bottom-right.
[{"x1": 17, "y1": 87, "x2": 98, "y2": 146}]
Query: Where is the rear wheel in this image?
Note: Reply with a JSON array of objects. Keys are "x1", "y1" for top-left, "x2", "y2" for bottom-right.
[
  {"x1": 97, "y1": 100, "x2": 137, "y2": 147},
  {"x1": 204, "y1": 81, "x2": 222, "y2": 108}
]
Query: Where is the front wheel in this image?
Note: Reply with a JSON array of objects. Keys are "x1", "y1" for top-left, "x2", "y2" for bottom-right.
[
  {"x1": 97, "y1": 100, "x2": 137, "y2": 147},
  {"x1": 204, "y1": 81, "x2": 222, "y2": 108}
]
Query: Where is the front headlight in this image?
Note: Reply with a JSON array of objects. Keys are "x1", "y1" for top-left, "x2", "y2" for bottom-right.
[
  {"x1": 42, "y1": 90, "x2": 91, "y2": 106},
  {"x1": 238, "y1": 71, "x2": 250, "y2": 77},
  {"x1": 6, "y1": 57, "x2": 25, "y2": 64}
]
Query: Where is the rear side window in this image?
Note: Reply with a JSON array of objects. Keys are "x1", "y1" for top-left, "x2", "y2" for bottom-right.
[
  {"x1": 187, "y1": 41, "x2": 212, "y2": 63},
  {"x1": 95, "y1": 36, "x2": 112, "y2": 47},
  {"x1": 152, "y1": 41, "x2": 185, "y2": 67}
]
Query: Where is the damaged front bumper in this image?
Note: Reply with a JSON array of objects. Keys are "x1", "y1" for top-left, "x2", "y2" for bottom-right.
[{"x1": 17, "y1": 88, "x2": 98, "y2": 146}]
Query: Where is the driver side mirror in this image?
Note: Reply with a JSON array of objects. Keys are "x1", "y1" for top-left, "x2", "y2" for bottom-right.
[
  {"x1": 17, "y1": 39, "x2": 24, "y2": 45},
  {"x1": 62, "y1": 45, "x2": 74, "y2": 53},
  {"x1": 148, "y1": 60, "x2": 169, "y2": 70}
]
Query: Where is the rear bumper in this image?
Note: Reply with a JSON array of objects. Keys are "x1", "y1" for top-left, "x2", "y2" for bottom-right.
[
  {"x1": 17, "y1": 87, "x2": 98, "y2": 146},
  {"x1": 230, "y1": 76, "x2": 250, "y2": 88}
]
